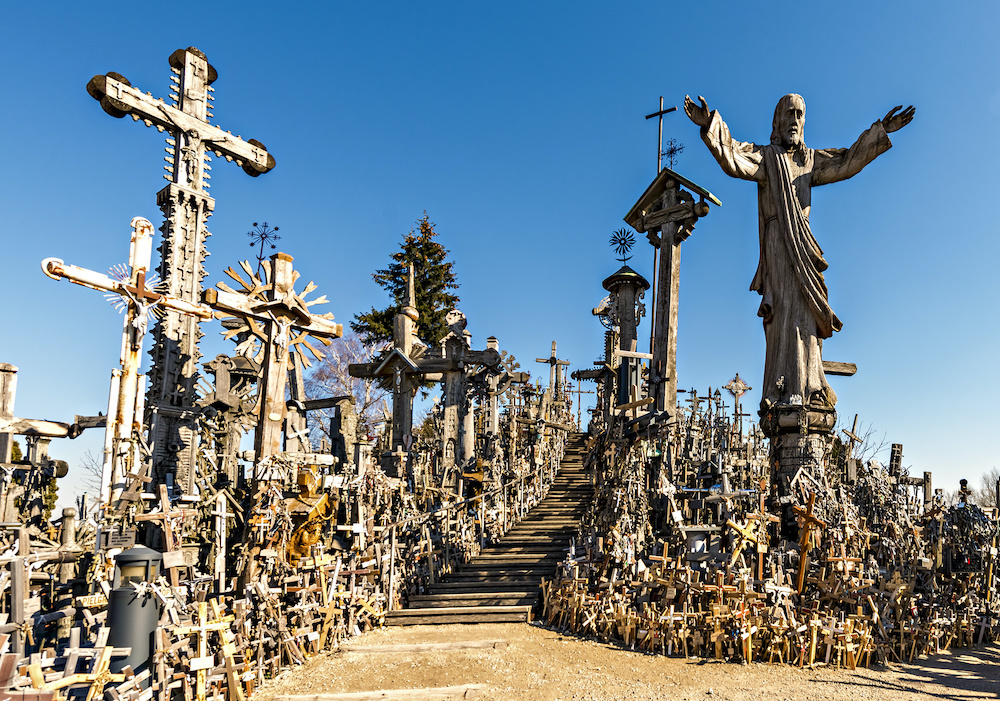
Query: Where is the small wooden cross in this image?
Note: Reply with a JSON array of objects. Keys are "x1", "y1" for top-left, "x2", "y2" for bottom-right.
[
  {"x1": 34, "y1": 646, "x2": 129, "y2": 701},
  {"x1": 793, "y1": 492, "x2": 828, "y2": 594},
  {"x1": 173, "y1": 601, "x2": 234, "y2": 701}
]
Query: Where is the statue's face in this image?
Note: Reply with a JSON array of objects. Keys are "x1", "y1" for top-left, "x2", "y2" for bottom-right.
[{"x1": 777, "y1": 95, "x2": 805, "y2": 148}]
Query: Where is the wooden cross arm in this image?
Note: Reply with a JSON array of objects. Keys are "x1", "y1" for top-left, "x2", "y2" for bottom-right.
[
  {"x1": 791, "y1": 505, "x2": 828, "y2": 529},
  {"x1": 203, "y1": 288, "x2": 342, "y2": 337},
  {"x1": 348, "y1": 361, "x2": 380, "y2": 379},
  {"x1": 86, "y1": 73, "x2": 275, "y2": 176},
  {"x1": 42, "y1": 258, "x2": 214, "y2": 319},
  {"x1": 631, "y1": 201, "x2": 710, "y2": 235},
  {"x1": 0, "y1": 416, "x2": 73, "y2": 438}
]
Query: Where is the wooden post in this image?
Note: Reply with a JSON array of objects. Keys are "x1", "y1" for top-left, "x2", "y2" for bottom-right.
[
  {"x1": 388, "y1": 526, "x2": 397, "y2": 612},
  {"x1": 0, "y1": 364, "x2": 16, "y2": 464},
  {"x1": 10, "y1": 555, "x2": 24, "y2": 655},
  {"x1": 652, "y1": 186, "x2": 681, "y2": 414}
]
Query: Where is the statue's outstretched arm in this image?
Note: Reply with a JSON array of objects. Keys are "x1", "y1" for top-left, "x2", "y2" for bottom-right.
[
  {"x1": 687, "y1": 95, "x2": 762, "y2": 182},
  {"x1": 881, "y1": 105, "x2": 915, "y2": 133},
  {"x1": 684, "y1": 95, "x2": 712, "y2": 128}
]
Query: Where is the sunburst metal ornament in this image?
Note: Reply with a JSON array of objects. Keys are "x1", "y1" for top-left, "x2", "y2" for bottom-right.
[
  {"x1": 214, "y1": 259, "x2": 334, "y2": 369},
  {"x1": 723, "y1": 373, "x2": 751, "y2": 399},
  {"x1": 610, "y1": 228, "x2": 636, "y2": 263},
  {"x1": 104, "y1": 264, "x2": 167, "y2": 333}
]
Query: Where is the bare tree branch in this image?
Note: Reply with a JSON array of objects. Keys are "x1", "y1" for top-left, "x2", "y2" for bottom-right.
[{"x1": 304, "y1": 332, "x2": 390, "y2": 444}]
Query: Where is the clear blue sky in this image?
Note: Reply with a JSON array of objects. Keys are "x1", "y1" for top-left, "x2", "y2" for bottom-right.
[{"x1": 2, "y1": 2, "x2": 998, "y2": 504}]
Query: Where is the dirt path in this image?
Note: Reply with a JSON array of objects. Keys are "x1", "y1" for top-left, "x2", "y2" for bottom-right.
[{"x1": 257, "y1": 622, "x2": 1000, "y2": 701}]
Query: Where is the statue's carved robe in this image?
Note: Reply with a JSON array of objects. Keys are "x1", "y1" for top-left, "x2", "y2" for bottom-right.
[{"x1": 700, "y1": 111, "x2": 891, "y2": 407}]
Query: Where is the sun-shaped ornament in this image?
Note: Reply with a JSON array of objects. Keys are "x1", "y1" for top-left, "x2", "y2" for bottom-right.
[
  {"x1": 610, "y1": 227, "x2": 636, "y2": 263},
  {"x1": 104, "y1": 264, "x2": 168, "y2": 335},
  {"x1": 213, "y1": 259, "x2": 335, "y2": 369},
  {"x1": 723, "y1": 373, "x2": 751, "y2": 399}
]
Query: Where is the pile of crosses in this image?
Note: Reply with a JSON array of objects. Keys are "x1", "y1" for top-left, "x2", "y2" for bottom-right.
[
  {"x1": 0, "y1": 47, "x2": 580, "y2": 701},
  {"x1": 541, "y1": 389, "x2": 999, "y2": 667}
]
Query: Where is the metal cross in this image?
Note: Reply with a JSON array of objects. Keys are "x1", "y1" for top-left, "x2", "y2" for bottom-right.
[{"x1": 645, "y1": 96, "x2": 677, "y2": 173}]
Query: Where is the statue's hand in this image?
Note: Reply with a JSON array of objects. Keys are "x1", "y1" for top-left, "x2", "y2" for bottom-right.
[
  {"x1": 684, "y1": 95, "x2": 712, "y2": 128},
  {"x1": 881, "y1": 105, "x2": 915, "y2": 133}
]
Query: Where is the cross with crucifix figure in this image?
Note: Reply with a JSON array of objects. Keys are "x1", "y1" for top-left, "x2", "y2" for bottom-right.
[
  {"x1": 43, "y1": 217, "x2": 214, "y2": 505},
  {"x1": 205, "y1": 252, "x2": 342, "y2": 471},
  {"x1": 87, "y1": 47, "x2": 275, "y2": 495}
]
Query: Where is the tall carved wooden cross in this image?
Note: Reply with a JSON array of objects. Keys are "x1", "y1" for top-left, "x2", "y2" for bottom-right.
[
  {"x1": 42, "y1": 217, "x2": 213, "y2": 505},
  {"x1": 87, "y1": 47, "x2": 275, "y2": 494},
  {"x1": 205, "y1": 253, "x2": 342, "y2": 473},
  {"x1": 624, "y1": 169, "x2": 720, "y2": 414}
]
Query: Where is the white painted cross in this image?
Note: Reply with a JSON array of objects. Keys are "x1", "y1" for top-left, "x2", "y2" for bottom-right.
[{"x1": 43, "y1": 217, "x2": 214, "y2": 505}]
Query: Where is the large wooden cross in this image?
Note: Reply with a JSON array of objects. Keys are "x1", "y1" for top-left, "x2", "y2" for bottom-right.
[
  {"x1": 624, "y1": 169, "x2": 720, "y2": 413},
  {"x1": 43, "y1": 217, "x2": 213, "y2": 504},
  {"x1": 535, "y1": 341, "x2": 570, "y2": 400},
  {"x1": 205, "y1": 252, "x2": 342, "y2": 469},
  {"x1": 793, "y1": 492, "x2": 828, "y2": 594},
  {"x1": 87, "y1": 47, "x2": 275, "y2": 494}
]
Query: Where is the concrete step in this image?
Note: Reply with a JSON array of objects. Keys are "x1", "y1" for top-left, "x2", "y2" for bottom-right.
[
  {"x1": 385, "y1": 605, "x2": 533, "y2": 626},
  {"x1": 408, "y1": 592, "x2": 536, "y2": 607}
]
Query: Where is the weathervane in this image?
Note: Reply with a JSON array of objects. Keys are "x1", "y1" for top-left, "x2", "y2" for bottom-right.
[
  {"x1": 247, "y1": 221, "x2": 281, "y2": 274},
  {"x1": 610, "y1": 227, "x2": 636, "y2": 263}
]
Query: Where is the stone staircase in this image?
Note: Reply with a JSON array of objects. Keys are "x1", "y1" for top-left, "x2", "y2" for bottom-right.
[{"x1": 386, "y1": 433, "x2": 592, "y2": 625}]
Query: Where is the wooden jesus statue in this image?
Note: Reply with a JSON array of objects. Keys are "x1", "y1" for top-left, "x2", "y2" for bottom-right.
[{"x1": 684, "y1": 93, "x2": 914, "y2": 413}]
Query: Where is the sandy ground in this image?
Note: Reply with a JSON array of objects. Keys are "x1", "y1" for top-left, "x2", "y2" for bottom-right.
[{"x1": 256, "y1": 622, "x2": 1000, "y2": 701}]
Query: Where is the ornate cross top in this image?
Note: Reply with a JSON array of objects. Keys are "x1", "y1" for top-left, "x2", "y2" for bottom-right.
[
  {"x1": 87, "y1": 47, "x2": 275, "y2": 190},
  {"x1": 86, "y1": 47, "x2": 277, "y2": 494},
  {"x1": 204, "y1": 253, "x2": 342, "y2": 467}
]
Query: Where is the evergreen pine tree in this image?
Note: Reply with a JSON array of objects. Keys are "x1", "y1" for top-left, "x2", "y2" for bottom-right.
[{"x1": 352, "y1": 213, "x2": 460, "y2": 348}]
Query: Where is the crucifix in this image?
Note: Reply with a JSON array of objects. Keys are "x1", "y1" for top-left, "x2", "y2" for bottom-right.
[
  {"x1": 535, "y1": 341, "x2": 570, "y2": 402},
  {"x1": 87, "y1": 47, "x2": 275, "y2": 495},
  {"x1": 43, "y1": 217, "x2": 214, "y2": 505},
  {"x1": 625, "y1": 169, "x2": 720, "y2": 414},
  {"x1": 205, "y1": 252, "x2": 342, "y2": 472}
]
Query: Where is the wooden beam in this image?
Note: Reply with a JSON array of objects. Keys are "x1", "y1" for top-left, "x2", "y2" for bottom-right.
[{"x1": 823, "y1": 361, "x2": 857, "y2": 377}]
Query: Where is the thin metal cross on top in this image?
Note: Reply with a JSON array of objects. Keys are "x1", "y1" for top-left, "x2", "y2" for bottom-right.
[{"x1": 645, "y1": 97, "x2": 677, "y2": 173}]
